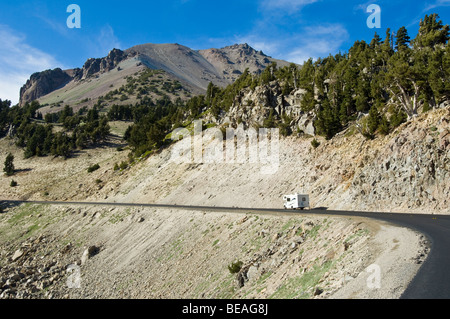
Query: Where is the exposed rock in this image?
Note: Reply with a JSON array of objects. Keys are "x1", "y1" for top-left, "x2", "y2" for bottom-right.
[
  {"x1": 199, "y1": 43, "x2": 291, "y2": 85},
  {"x1": 19, "y1": 48, "x2": 128, "y2": 105},
  {"x1": 19, "y1": 68, "x2": 73, "y2": 106},
  {"x1": 11, "y1": 249, "x2": 25, "y2": 262},
  {"x1": 81, "y1": 245, "x2": 100, "y2": 265},
  {"x1": 314, "y1": 287, "x2": 324, "y2": 296},
  {"x1": 76, "y1": 48, "x2": 127, "y2": 80},
  {"x1": 0, "y1": 234, "x2": 77, "y2": 299},
  {"x1": 246, "y1": 266, "x2": 259, "y2": 282},
  {"x1": 215, "y1": 81, "x2": 315, "y2": 135}
]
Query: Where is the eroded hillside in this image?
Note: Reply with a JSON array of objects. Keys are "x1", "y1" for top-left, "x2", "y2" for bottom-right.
[
  {"x1": 1, "y1": 106, "x2": 448, "y2": 214},
  {"x1": 0, "y1": 203, "x2": 427, "y2": 299}
]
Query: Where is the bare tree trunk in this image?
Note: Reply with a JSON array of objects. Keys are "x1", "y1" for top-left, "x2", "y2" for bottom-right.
[
  {"x1": 388, "y1": 80, "x2": 420, "y2": 119},
  {"x1": 292, "y1": 68, "x2": 298, "y2": 90}
]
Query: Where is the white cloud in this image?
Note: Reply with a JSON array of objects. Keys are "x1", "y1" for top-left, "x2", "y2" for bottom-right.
[
  {"x1": 423, "y1": 0, "x2": 450, "y2": 11},
  {"x1": 232, "y1": 0, "x2": 348, "y2": 65},
  {"x1": 236, "y1": 23, "x2": 349, "y2": 65},
  {"x1": 291, "y1": 25, "x2": 349, "y2": 63},
  {"x1": 260, "y1": 0, "x2": 320, "y2": 11},
  {"x1": 354, "y1": 0, "x2": 381, "y2": 13},
  {"x1": 98, "y1": 24, "x2": 122, "y2": 51},
  {"x1": 0, "y1": 25, "x2": 63, "y2": 105},
  {"x1": 86, "y1": 24, "x2": 122, "y2": 58}
]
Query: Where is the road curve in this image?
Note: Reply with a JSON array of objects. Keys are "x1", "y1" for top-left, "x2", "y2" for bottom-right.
[{"x1": 1, "y1": 199, "x2": 450, "y2": 299}]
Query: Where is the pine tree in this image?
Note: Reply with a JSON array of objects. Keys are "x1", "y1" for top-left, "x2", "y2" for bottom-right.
[
  {"x1": 395, "y1": 26, "x2": 411, "y2": 51},
  {"x1": 427, "y1": 42, "x2": 450, "y2": 103},
  {"x1": 370, "y1": 32, "x2": 382, "y2": 49},
  {"x1": 378, "y1": 115, "x2": 391, "y2": 136},
  {"x1": 3, "y1": 153, "x2": 14, "y2": 176},
  {"x1": 414, "y1": 14, "x2": 450, "y2": 49},
  {"x1": 367, "y1": 105, "x2": 381, "y2": 135},
  {"x1": 315, "y1": 97, "x2": 342, "y2": 140},
  {"x1": 298, "y1": 58, "x2": 316, "y2": 112},
  {"x1": 381, "y1": 28, "x2": 395, "y2": 66},
  {"x1": 384, "y1": 49, "x2": 423, "y2": 119}
]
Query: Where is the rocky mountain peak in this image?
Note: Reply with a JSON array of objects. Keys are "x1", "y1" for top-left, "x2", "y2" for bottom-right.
[
  {"x1": 18, "y1": 43, "x2": 292, "y2": 106},
  {"x1": 224, "y1": 43, "x2": 266, "y2": 56},
  {"x1": 76, "y1": 48, "x2": 128, "y2": 80},
  {"x1": 19, "y1": 68, "x2": 74, "y2": 106}
]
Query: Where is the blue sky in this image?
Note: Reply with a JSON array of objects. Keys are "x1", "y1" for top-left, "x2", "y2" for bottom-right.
[{"x1": 1, "y1": 0, "x2": 449, "y2": 104}]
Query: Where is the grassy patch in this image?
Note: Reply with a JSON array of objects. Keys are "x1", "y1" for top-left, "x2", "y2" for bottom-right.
[
  {"x1": 269, "y1": 261, "x2": 334, "y2": 299},
  {"x1": 157, "y1": 236, "x2": 184, "y2": 262},
  {"x1": 305, "y1": 224, "x2": 322, "y2": 239},
  {"x1": 216, "y1": 275, "x2": 236, "y2": 299},
  {"x1": 281, "y1": 219, "x2": 296, "y2": 232},
  {"x1": 108, "y1": 208, "x2": 131, "y2": 224},
  {"x1": 1, "y1": 204, "x2": 50, "y2": 241},
  {"x1": 344, "y1": 228, "x2": 369, "y2": 243}
]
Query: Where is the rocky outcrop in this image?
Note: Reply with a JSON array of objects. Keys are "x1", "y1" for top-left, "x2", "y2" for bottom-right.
[
  {"x1": 19, "y1": 68, "x2": 74, "y2": 106},
  {"x1": 199, "y1": 43, "x2": 290, "y2": 84},
  {"x1": 19, "y1": 49, "x2": 129, "y2": 106},
  {"x1": 215, "y1": 81, "x2": 316, "y2": 135},
  {"x1": 347, "y1": 111, "x2": 450, "y2": 213},
  {"x1": 75, "y1": 48, "x2": 128, "y2": 80}
]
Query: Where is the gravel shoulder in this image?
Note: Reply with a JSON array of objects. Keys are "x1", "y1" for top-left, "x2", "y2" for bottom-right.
[{"x1": 328, "y1": 218, "x2": 429, "y2": 298}]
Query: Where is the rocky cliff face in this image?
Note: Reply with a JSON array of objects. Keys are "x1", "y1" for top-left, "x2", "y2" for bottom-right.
[
  {"x1": 211, "y1": 80, "x2": 315, "y2": 136},
  {"x1": 19, "y1": 49, "x2": 129, "y2": 106},
  {"x1": 346, "y1": 110, "x2": 450, "y2": 213},
  {"x1": 199, "y1": 43, "x2": 288, "y2": 84},
  {"x1": 75, "y1": 48, "x2": 129, "y2": 80},
  {"x1": 19, "y1": 68, "x2": 74, "y2": 106}
]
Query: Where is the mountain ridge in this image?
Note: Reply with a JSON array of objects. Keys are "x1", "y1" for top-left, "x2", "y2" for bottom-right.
[{"x1": 19, "y1": 43, "x2": 292, "y2": 107}]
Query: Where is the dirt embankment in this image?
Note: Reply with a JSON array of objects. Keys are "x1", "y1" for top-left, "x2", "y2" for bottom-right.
[{"x1": 0, "y1": 203, "x2": 427, "y2": 299}]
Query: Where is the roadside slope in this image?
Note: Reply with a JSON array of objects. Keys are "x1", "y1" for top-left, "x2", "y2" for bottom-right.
[
  {"x1": 102, "y1": 106, "x2": 450, "y2": 215},
  {"x1": 0, "y1": 203, "x2": 426, "y2": 299}
]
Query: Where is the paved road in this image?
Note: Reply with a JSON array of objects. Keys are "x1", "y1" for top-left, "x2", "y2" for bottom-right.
[{"x1": 1, "y1": 199, "x2": 450, "y2": 299}]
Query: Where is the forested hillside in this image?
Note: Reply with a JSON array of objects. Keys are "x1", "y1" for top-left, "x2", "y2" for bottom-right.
[
  {"x1": 124, "y1": 14, "x2": 449, "y2": 156},
  {"x1": 1, "y1": 14, "x2": 448, "y2": 161}
]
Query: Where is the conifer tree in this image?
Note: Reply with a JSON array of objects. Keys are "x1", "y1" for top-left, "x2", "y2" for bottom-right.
[
  {"x1": 370, "y1": 32, "x2": 382, "y2": 49},
  {"x1": 367, "y1": 105, "x2": 381, "y2": 135},
  {"x1": 395, "y1": 26, "x2": 411, "y2": 51},
  {"x1": 315, "y1": 97, "x2": 342, "y2": 140},
  {"x1": 3, "y1": 153, "x2": 14, "y2": 176},
  {"x1": 298, "y1": 58, "x2": 316, "y2": 111},
  {"x1": 384, "y1": 48, "x2": 422, "y2": 119},
  {"x1": 414, "y1": 14, "x2": 450, "y2": 49}
]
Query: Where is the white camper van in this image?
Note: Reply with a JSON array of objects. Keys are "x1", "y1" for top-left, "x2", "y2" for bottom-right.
[{"x1": 283, "y1": 194, "x2": 310, "y2": 210}]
